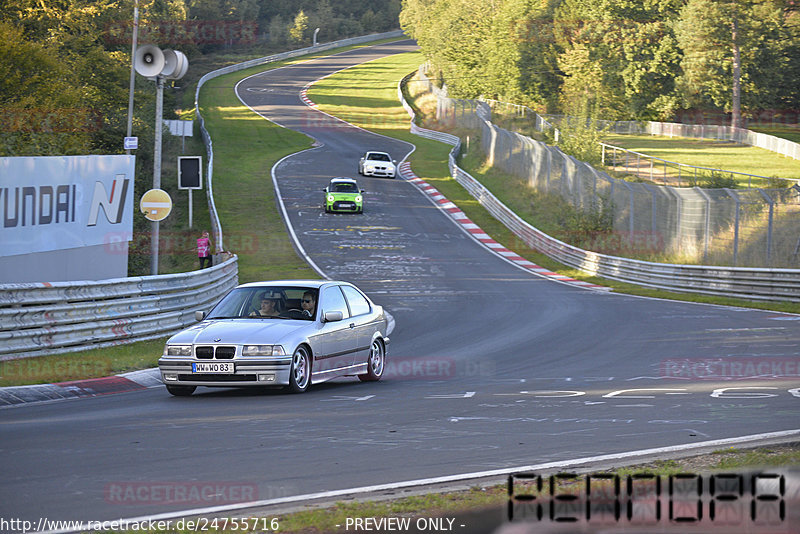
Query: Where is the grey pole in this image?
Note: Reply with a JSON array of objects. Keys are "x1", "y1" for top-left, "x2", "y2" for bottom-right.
[
  {"x1": 151, "y1": 76, "x2": 164, "y2": 275},
  {"x1": 125, "y1": 0, "x2": 139, "y2": 155}
]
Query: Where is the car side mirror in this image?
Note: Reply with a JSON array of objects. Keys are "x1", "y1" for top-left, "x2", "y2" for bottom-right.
[
  {"x1": 393, "y1": 159, "x2": 397, "y2": 163},
  {"x1": 195, "y1": 310, "x2": 206, "y2": 321},
  {"x1": 323, "y1": 310, "x2": 344, "y2": 323},
  {"x1": 360, "y1": 189, "x2": 365, "y2": 193}
]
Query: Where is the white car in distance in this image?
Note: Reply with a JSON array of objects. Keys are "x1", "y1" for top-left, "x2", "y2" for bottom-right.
[{"x1": 358, "y1": 151, "x2": 396, "y2": 178}]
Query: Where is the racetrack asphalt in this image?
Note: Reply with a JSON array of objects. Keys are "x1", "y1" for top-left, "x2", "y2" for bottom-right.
[{"x1": 2, "y1": 39, "x2": 799, "y2": 532}]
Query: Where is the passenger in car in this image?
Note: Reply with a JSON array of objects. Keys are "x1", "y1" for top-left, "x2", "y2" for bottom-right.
[{"x1": 250, "y1": 297, "x2": 280, "y2": 317}]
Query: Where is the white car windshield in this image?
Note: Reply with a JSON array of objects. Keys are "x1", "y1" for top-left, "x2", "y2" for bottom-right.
[
  {"x1": 367, "y1": 153, "x2": 390, "y2": 161},
  {"x1": 206, "y1": 287, "x2": 317, "y2": 320}
]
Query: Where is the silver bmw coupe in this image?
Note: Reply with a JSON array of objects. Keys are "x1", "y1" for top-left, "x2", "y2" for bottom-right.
[{"x1": 158, "y1": 280, "x2": 390, "y2": 396}]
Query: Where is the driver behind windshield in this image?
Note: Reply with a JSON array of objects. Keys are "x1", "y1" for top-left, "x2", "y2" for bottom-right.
[
  {"x1": 301, "y1": 291, "x2": 316, "y2": 318},
  {"x1": 249, "y1": 296, "x2": 280, "y2": 317}
]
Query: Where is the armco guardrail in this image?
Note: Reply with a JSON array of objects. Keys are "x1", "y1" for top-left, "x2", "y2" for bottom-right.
[
  {"x1": 0, "y1": 256, "x2": 238, "y2": 360},
  {"x1": 399, "y1": 73, "x2": 800, "y2": 302},
  {"x1": 195, "y1": 30, "x2": 405, "y2": 251}
]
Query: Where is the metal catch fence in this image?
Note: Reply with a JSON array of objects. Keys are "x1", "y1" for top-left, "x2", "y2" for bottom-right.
[
  {"x1": 401, "y1": 72, "x2": 800, "y2": 301},
  {"x1": 413, "y1": 68, "x2": 800, "y2": 270}
]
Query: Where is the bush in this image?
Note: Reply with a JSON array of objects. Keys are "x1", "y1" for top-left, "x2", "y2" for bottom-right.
[{"x1": 701, "y1": 171, "x2": 738, "y2": 189}]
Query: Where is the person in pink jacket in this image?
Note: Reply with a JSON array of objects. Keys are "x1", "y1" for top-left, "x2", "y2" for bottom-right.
[{"x1": 197, "y1": 231, "x2": 213, "y2": 269}]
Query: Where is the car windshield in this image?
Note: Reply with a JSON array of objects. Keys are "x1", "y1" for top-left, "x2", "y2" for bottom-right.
[
  {"x1": 206, "y1": 286, "x2": 317, "y2": 320},
  {"x1": 332, "y1": 183, "x2": 358, "y2": 193},
  {"x1": 367, "y1": 153, "x2": 390, "y2": 161}
]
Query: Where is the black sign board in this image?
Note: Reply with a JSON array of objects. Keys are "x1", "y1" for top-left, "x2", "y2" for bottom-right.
[{"x1": 178, "y1": 156, "x2": 202, "y2": 190}]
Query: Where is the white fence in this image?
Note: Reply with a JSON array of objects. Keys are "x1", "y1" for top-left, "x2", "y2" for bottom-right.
[
  {"x1": 545, "y1": 114, "x2": 800, "y2": 161},
  {"x1": 0, "y1": 256, "x2": 238, "y2": 360},
  {"x1": 399, "y1": 73, "x2": 800, "y2": 302}
]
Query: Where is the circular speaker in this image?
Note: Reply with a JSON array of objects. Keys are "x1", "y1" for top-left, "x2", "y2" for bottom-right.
[
  {"x1": 162, "y1": 50, "x2": 189, "y2": 80},
  {"x1": 134, "y1": 45, "x2": 165, "y2": 78}
]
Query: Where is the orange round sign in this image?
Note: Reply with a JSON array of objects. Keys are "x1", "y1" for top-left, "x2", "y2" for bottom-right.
[{"x1": 140, "y1": 189, "x2": 172, "y2": 221}]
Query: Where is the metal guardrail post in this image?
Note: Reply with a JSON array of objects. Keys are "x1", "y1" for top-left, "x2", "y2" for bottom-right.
[
  {"x1": 725, "y1": 189, "x2": 741, "y2": 266},
  {"x1": 695, "y1": 187, "x2": 712, "y2": 262},
  {"x1": 758, "y1": 189, "x2": 775, "y2": 265}
]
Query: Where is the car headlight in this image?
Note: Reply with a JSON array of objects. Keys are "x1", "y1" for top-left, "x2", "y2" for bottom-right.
[
  {"x1": 242, "y1": 345, "x2": 285, "y2": 356},
  {"x1": 366, "y1": 165, "x2": 374, "y2": 171},
  {"x1": 355, "y1": 195, "x2": 362, "y2": 203},
  {"x1": 327, "y1": 195, "x2": 334, "y2": 202},
  {"x1": 164, "y1": 344, "x2": 192, "y2": 356}
]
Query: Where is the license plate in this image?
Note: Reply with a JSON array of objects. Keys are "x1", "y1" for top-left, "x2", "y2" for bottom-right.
[{"x1": 192, "y1": 362, "x2": 234, "y2": 373}]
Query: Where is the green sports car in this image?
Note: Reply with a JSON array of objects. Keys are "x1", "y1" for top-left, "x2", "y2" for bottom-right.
[{"x1": 323, "y1": 178, "x2": 364, "y2": 214}]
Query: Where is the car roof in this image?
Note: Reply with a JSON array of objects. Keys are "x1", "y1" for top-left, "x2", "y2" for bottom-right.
[
  {"x1": 237, "y1": 280, "x2": 349, "y2": 290},
  {"x1": 329, "y1": 177, "x2": 357, "y2": 184}
]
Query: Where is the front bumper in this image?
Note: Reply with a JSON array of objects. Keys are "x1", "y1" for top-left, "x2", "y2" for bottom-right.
[
  {"x1": 364, "y1": 168, "x2": 395, "y2": 177},
  {"x1": 329, "y1": 200, "x2": 362, "y2": 212},
  {"x1": 158, "y1": 357, "x2": 293, "y2": 387}
]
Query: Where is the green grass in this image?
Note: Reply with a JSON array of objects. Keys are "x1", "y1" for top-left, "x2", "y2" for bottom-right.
[
  {"x1": 197, "y1": 67, "x2": 317, "y2": 283},
  {"x1": 0, "y1": 339, "x2": 169, "y2": 387},
  {"x1": 750, "y1": 126, "x2": 800, "y2": 144},
  {"x1": 601, "y1": 133, "x2": 800, "y2": 188}
]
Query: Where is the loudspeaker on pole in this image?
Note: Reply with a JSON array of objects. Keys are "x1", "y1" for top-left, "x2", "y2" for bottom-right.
[
  {"x1": 160, "y1": 49, "x2": 189, "y2": 80},
  {"x1": 134, "y1": 45, "x2": 165, "y2": 79}
]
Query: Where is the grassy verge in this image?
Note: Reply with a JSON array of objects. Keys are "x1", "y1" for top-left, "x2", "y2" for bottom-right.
[
  {"x1": 0, "y1": 339, "x2": 169, "y2": 387},
  {"x1": 600, "y1": 132, "x2": 800, "y2": 188}
]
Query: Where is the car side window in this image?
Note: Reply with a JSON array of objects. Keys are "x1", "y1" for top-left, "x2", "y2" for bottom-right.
[
  {"x1": 341, "y1": 285, "x2": 371, "y2": 317},
  {"x1": 321, "y1": 286, "x2": 350, "y2": 319}
]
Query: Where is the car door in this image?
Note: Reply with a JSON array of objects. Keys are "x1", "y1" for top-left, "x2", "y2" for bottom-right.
[
  {"x1": 314, "y1": 285, "x2": 357, "y2": 378},
  {"x1": 340, "y1": 284, "x2": 376, "y2": 366}
]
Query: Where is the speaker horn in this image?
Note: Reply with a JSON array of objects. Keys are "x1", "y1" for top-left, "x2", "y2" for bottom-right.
[
  {"x1": 134, "y1": 45, "x2": 165, "y2": 79},
  {"x1": 160, "y1": 49, "x2": 189, "y2": 80}
]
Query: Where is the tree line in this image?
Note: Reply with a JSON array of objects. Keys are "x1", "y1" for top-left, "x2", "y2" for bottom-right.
[
  {"x1": 400, "y1": 0, "x2": 800, "y2": 126},
  {"x1": 0, "y1": 0, "x2": 401, "y2": 157}
]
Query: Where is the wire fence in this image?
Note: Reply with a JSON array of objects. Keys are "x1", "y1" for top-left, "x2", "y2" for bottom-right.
[
  {"x1": 545, "y1": 113, "x2": 800, "y2": 161},
  {"x1": 599, "y1": 143, "x2": 782, "y2": 189},
  {"x1": 484, "y1": 103, "x2": 796, "y2": 189},
  {"x1": 418, "y1": 69, "x2": 800, "y2": 268}
]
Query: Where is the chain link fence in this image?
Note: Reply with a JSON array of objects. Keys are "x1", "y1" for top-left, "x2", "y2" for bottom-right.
[
  {"x1": 417, "y1": 69, "x2": 800, "y2": 268},
  {"x1": 545, "y1": 114, "x2": 800, "y2": 161}
]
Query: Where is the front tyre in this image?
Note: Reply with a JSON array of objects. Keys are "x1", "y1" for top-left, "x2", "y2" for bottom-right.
[
  {"x1": 359, "y1": 338, "x2": 385, "y2": 382},
  {"x1": 289, "y1": 345, "x2": 311, "y2": 393},
  {"x1": 166, "y1": 385, "x2": 196, "y2": 396}
]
